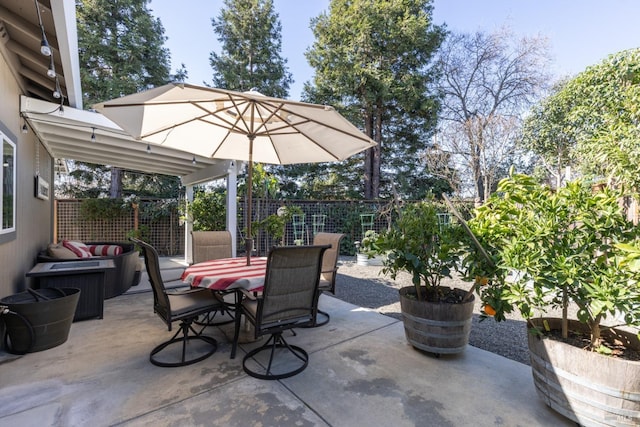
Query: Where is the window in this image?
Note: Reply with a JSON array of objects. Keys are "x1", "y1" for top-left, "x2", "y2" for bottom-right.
[{"x1": 1, "y1": 132, "x2": 16, "y2": 234}]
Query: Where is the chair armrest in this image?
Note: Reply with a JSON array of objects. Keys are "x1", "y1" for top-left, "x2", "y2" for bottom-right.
[
  {"x1": 168, "y1": 286, "x2": 202, "y2": 295},
  {"x1": 239, "y1": 288, "x2": 258, "y2": 301}
]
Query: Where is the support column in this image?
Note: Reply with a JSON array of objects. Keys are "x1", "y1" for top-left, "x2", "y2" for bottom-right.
[
  {"x1": 226, "y1": 161, "x2": 238, "y2": 257},
  {"x1": 184, "y1": 185, "x2": 194, "y2": 264}
]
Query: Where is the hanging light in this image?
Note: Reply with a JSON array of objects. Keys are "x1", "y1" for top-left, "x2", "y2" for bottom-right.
[
  {"x1": 40, "y1": 38, "x2": 51, "y2": 57},
  {"x1": 53, "y1": 78, "x2": 61, "y2": 98},
  {"x1": 58, "y1": 105, "x2": 64, "y2": 116},
  {"x1": 35, "y1": 0, "x2": 52, "y2": 57},
  {"x1": 91, "y1": 128, "x2": 96, "y2": 142},
  {"x1": 192, "y1": 156, "x2": 197, "y2": 165},
  {"x1": 47, "y1": 56, "x2": 56, "y2": 78},
  {"x1": 21, "y1": 121, "x2": 28, "y2": 134},
  {"x1": 146, "y1": 143, "x2": 151, "y2": 154}
]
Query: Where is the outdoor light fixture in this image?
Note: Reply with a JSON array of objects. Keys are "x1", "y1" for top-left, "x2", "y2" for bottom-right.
[
  {"x1": 35, "y1": 0, "x2": 52, "y2": 57},
  {"x1": 91, "y1": 128, "x2": 96, "y2": 142},
  {"x1": 53, "y1": 78, "x2": 61, "y2": 99},
  {"x1": 58, "y1": 105, "x2": 64, "y2": 116},
  {"x1": 40, "y1": 38, "x2": 51, "y2": 56},
  {"x1": 146, "y1": 143, "x2": 151, "y2": 154},
  {"x1": 47, "y1": 56, "x2": 56, "y2": 78},
  {"x1": 192, "y1": 156, "x2": 196, "y2": 165},
  {"x1": 22, "y1": 121, "x2": 28, "y2": 134}
]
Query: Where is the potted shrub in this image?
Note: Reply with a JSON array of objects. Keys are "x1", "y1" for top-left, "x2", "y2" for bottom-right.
[
  {"x1": 376, "y1": 199, "x2": 474, "y2": 355},
  {"x1": 355, "y1": 230, "x2": 383, "y2": 266},
  {"x1": 464, "y1": 172, "x2": 640, "y2": 426}
]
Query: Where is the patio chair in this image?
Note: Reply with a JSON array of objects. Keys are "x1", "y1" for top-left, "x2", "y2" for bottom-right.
[
  {"x1": 191, "y1": 230, "x2": 233, "y2": 264},
  {"x1": 131, "y1": 237, "x2": 223, "y2": 367},
  {"x1": 191, "y1": 230, "x2": 236, "y2": 326},
  {"x1": 231, "y1": 245, "x2": 329, "y2": 380},
  {"x1": 311, "y1": 232, "x2": 345, "y2": 326}
]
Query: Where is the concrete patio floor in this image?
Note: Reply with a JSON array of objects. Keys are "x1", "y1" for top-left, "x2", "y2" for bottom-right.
[{"x1": 0, "y1": 258, "x2": 573, "y2": 426}]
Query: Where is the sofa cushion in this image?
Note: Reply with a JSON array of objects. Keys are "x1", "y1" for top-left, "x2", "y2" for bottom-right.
[
  {"x1": 88, "y1": 244, "x2": 123, "y2": 257},
  {"x1": 62, "y1": 240, "x2": 92, "y2": 258},
  {"x1": 47, "y1": 243, "x2": 78, "y2": 259}
]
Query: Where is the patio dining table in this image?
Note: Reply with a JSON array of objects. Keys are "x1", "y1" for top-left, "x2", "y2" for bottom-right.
[
  {"x1": 180, "y1": 256, "x2": 268, "y2": 292},
  {"x1": 181, "y1": 256, "x2": 268, "y2": 344}
]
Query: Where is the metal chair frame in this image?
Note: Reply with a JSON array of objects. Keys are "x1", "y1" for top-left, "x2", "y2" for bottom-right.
[
  {"x1": 231, "y1": 245, "x2": 329, "y2": 380},
  {"x1": 310, "y1": 233, "x2": 345, "y2": 326},
  {"x1": 132, "y1": 237, "x2": 222, "y2": 367}
]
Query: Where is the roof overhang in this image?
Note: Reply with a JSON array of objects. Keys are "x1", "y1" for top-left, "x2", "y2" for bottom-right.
[
  {"x1": 21, "y1": 95, "x2": 233, "y2": 185},
  {"x1": 0, "y1": 0, "x2": 81, "y2": 107}
]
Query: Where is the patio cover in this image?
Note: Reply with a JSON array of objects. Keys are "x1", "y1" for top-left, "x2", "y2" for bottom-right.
[
  {"x1": 21, "y1": 95, "x2": 240, "y2": 260},
  {"x1": 20, "y1": 95, "x2": 231, "y2": 185}
]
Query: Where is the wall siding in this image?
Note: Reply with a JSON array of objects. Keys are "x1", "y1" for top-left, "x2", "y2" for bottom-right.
[{"x1": 0, "y1": 55, "x2": 54, "y2": 299}]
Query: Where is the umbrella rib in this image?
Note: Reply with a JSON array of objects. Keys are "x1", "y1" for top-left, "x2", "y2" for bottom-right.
[
  {"x1": 253, "y1": 104, "x2": 375, "y2": 162},
  {"x1": 139, "y1": 115, "x2": 206, "y2": 140},
  {"x1": 259, "y1": 102, "x2": 374, "y2": 143}
]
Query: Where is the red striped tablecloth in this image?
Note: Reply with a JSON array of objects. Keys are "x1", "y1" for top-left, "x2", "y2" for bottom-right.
[{"x1": 181, "y1": 257, "x2": 267, "y2": 291}]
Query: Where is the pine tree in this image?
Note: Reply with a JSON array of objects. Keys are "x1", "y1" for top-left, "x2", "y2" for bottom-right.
[
  {"x1": 209, "y1": 0, "x2": 292, "y2": 98},
  {"x1": 75, "y1": 0, "x2": 182, "y2": 198},
  {"x1": 77, "y1": 0, "x2": 174, "y2": 105},
  {"x1": 304, "y1": 0, "x2": 445, "y2": 199}
]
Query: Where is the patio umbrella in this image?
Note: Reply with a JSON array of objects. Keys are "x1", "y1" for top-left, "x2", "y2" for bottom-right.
[{"x1": 94, "y1": 83, "x2": 376, "y2": 265}]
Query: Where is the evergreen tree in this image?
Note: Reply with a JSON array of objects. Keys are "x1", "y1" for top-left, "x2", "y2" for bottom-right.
[
  {"x1": 208, "y1": 0, "x2": 294, "y2": 202},
  {"x1": 77, "y1": 0, "x2": 174, "y2": 105},
  {"x1": 209, "y1": 0, "x2": 293, "y2": 97},
  {"x1": 303, "y1": 0, "x2": 446, "y2": 199},
  {"x1": 75, "y1": 0, "x2": 184, "y2": 198}
]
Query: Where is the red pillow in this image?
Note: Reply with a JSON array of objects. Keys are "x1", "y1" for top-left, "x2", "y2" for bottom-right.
[
  {"x1": 62, "y1": 240, "x2": 92, "y2": 258},
  {"x1": 88, "y1": 244, "x2": 123, "y2": 257}
]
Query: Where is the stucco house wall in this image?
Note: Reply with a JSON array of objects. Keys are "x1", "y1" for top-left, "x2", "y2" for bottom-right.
[{"x1": 0, "y1": 54, "x2": 54, "y2": 299}]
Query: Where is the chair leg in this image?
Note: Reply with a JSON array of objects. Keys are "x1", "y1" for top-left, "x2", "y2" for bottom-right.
[
  {"x1": 299, "y1": 309, "x2": 330, "y2": 328},
  {"x1": 314, "y1": 309, "x2": 330, "y2": 327},
  {"x1": 231, "y1": 299, "x2": 243, "y2": 359},
  {"x1": 242, "y1": 332, "x2": 309, "y2": 380},
  {"x1": 195, "y1": 306, "x2": 235, "y2": 326},
  {"x1": 195, "y1": 291, "x2": 237, "y2": 327},
  {"x1": 150, "y1": 318, "x2": 217, "y2": 367}
]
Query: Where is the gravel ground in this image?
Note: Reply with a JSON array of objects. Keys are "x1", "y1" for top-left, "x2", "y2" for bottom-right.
[{"x1": 333, "y1": 257, "x2": 533, "y2": 365}]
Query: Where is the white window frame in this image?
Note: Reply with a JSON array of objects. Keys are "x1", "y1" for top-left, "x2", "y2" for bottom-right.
[{"x1": 1, "y1": 131, "x2": 16, "y2": 234}]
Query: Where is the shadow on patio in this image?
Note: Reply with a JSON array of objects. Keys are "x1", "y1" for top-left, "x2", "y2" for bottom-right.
[{"x1": 0, "y1": 257, "x2": 573, "y2": 426}]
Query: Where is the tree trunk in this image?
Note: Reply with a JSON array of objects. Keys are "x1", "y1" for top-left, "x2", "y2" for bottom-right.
[
  {"x1": 363, "y1": 111, "x2": 374, "y2": 199},
  {"x1": 472, "y1": 147, "x2": 483, "y2": 206},
  {"x1": 371, "y1": 106, "x2": 383, "y2": 199},
  {"x1": 110, "y1": 168, "x2": 123, "y2": 198}
]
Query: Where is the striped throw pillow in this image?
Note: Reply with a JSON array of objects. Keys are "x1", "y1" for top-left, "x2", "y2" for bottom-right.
[
  {"x1": 88, "y1": 244, "x2": 123, "y2": 257},
  {"x1": 62, "y1": 240, "x2": 93, "y2": 258}
]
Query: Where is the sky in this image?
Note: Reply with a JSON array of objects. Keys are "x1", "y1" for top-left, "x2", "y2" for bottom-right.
[{"x1": 150, "y1": 0, "x2": 640, "y2": 101}]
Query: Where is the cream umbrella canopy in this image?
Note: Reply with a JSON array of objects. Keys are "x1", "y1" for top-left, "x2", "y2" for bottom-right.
[{"x1": 94, "y1": 83, "x2": 376, "y2": 265}]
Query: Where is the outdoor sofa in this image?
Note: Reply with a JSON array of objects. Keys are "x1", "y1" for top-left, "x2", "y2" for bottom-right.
[{"x1": 37, "y1": 241, "x2": 141, "y2": 299}]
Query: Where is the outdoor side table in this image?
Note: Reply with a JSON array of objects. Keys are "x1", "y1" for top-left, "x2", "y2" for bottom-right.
[{"x1": 26, "y1": 259, "x2": 115, "y2": 321}]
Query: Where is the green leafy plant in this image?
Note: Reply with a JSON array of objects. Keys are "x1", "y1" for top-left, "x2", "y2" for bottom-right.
[
  {"x1": 80, "y1": 198, "x2": 128, "y2": 221},
  {"x1": 376, "y1": 200, "x2": 463, "y2": 302},
  {"x1": 181, "y1": 190, "x2": 226, "y2": 231},
  {"x1": 357, "y1": 230, "x2": 380, "y2": 258},
  {"x1": 466, "y1": 172, "x2": 640, "y2": 350},
  {"x1": 258, "y1": 205, "x2": 303, "y2": 246},
  {"x1": 126, "y1": 225, "x2": 150, "y2": 252}
]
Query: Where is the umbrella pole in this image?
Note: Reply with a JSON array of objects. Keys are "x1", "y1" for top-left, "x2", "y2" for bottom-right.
[{"x1": 246, "y1": 136, "x2": 255, "y2": 266}]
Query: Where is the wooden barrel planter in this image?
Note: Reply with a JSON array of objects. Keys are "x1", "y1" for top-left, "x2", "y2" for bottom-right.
[
  {"x1": 1, "y1": 288, "x2": 80, "y2": 354},
  {"x1": 528, "y1": 318, "x2": 640, "y2": 426},
  {"x1": 398, "y1": 286, "x2": 474, "y2": 355}
]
